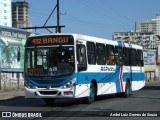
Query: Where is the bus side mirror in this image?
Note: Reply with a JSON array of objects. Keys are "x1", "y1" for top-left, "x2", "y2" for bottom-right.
[{"x1": 17, "y1": 47, "x2": 21, "y2": 61}]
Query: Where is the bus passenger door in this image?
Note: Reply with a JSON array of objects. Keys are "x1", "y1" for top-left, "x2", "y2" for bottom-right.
[
  {"x1": 115, "y1": 46, "x2": 124, "y2": 93},
  {"x1": 76, "y1": 43, "x2": 88, "y2": 97},
  {"x1": 76, "y1": 44, "x2": 87, "y2": 72}
]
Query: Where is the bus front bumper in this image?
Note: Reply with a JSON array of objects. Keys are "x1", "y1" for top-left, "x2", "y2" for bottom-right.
[{"x1": 24, "y1": 87, "x2": 75, "y2": 98}]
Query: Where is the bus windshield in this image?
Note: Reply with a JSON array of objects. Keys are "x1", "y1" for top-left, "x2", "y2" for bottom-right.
[{"x1": 25, "y1": 46, "x2": 75, "y2": 77}]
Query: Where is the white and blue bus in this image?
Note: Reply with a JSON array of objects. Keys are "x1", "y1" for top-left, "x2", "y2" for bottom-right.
[{"x1": 24, "y1": 33, "x2": 145, "y2": 105}]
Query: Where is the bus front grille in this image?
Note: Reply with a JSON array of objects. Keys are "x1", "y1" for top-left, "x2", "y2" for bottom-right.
[{"x1": 39, "y1": 91, "x2": 58, "y2": 95}]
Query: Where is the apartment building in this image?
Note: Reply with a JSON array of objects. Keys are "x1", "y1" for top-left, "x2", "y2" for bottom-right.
[
  {"x1": 12, "y1": 1, "x2": 31, "y2": 29},
  {"x1": 136, "y1": 15, "x2": 160, "y2": 36},
  {"x1": 113, "y1": 31, "x2": 159, "y2": 50},
  {"x1": 0, "y1": 0, "x2": 12, "y2": 27}
]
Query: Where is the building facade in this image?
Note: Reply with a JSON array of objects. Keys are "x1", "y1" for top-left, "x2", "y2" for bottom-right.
[
  {"x1": 136, "y1": 15, "x2": 160, "y2": 36},
  {"x1": 0, "y1": 25, "x2": 31, "y2": 90},
  {"x1": 114, "y1": 16, "x2": 160, "y2": 79},
  {"x1": 0, "y1": 0, "x2": 12, "y2": 27},
  {"x1": 12, "y1": 1, "x2": 31, "y2": 29},
  {"x1": 113, "y1": 31, "x2": 159, "y2": 50},
  {"x1": 0, "y1": 25, "x2": 31, "y2": 69}
]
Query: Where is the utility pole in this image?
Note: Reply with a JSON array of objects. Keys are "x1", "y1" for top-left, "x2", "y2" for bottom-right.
[
  {"x1": 21, "y1": 0, "x2": 65, "y2": 33},
  {"x1": 56, "y1": 0, "x2": 60, "y2": 33}
]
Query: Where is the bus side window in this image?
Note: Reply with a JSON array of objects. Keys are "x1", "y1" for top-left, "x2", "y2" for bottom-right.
[
  {"x1": 96, "y1": 43, "x2": 106, "y2": 65},
  {"x1": 87, "y1": 42, "x2": 96, "y2": 64},
  {"x1": 130, "y1": 49, "x2": 137, "y2": 66},
  {"x1": 115, "y1": 46, "x2": 123, "y2": 66},
  {"x1": 106, "y1": 45, "x2": 115, "y2": 65},
  {"x1": 123, "y1": 47, "x2": 130, "y2": 66},
  {"x1": 76, "y1": 44, "x2": 87, "y2": 71},
  {"x1": 137, "y1": 50, "x2": 144, "y2": 66}
]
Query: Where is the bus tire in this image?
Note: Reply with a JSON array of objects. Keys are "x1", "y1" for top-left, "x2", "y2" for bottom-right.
[
  {"x1": 123, "y1": 80, "x2": 131, "y2": 97},
  {"x1": 84, "y1": 82, "x2": 96, "y2": 104},
  {"x1": 43, "y1": 98, "x2": 55, "y2": 106}
]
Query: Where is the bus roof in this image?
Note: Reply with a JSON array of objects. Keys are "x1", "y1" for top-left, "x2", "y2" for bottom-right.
[{"x1": 27, "y1": 33, "x2": 143, "y2": 50}]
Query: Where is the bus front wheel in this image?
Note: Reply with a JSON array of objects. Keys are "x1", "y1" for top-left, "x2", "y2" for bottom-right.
[{"x1": 84, "y1": 82, "x2": 96, "y2": 104}]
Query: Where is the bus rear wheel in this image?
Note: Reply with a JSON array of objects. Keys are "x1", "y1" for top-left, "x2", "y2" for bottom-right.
[
  {"x1": 43, "y1": 98, "x2": 55, "y2": 106},
  {"x1": 123, "y1": 81, "x2": 131, "y2": 97}
]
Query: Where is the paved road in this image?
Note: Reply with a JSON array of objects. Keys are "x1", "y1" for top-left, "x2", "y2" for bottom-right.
[{"x1": 0, "y1": 81, "x2": 160, "y2": 120}]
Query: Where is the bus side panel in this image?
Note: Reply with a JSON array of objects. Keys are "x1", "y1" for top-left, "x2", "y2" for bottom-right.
[
  {"x1": 131, "y1": 66, "x2": 145, "y2": 91},
  {"x1": 131, "y1": 81, "x2": 145, "y2": 91},
  {"x1": 97, "y1": 82, "x2": 117, "y2": 95},
  {"x1": 74, "y1": 84, "x2": 90, "y2": 98},
  {"x1": 74, "y1": 66, "x2": 145, "y2": 98},
  {"x1": 74, "y1": 69, "x2": 122, "y2": 98}
]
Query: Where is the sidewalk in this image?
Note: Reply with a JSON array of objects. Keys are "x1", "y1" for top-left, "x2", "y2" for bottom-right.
[
  {"x1": 0, "y1": 90, "x2": 24, "y2": 100},
  {"x1": 145, "y1": 80, "x2": 160, "y2": 86}
]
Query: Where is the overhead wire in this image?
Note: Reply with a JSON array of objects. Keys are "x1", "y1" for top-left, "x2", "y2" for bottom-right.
[
  {"x1": 29, "y1": 0, "x2": 133, "y2": 35},
  {"x1": 66, "y1": 0, "x2": 131, "y2": 31},
  {"x1": 100, "y1": 0, "x2": 135, "y2": 22},
  {"x1": 75, "y1": 0, "x2": 132, "y2": 27}
]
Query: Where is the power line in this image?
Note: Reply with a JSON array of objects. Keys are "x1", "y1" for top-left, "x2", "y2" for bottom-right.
[
  {"x1": 75, "y1": 0, "x2": 133, "y2": 27},
  {"x1": 21, "y1": 0, "x2": 65, "y2": 33},
  {"x1": 61, "y1": 17, "x2": 131, "y2": 28},
  {"x1": 100, "y1": 0, "x2": 135, "y2": 22}
]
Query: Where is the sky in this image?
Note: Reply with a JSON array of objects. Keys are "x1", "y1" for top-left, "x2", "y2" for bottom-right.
[{"x1": 12, "y1": 0, "x2": 160, "y2": 39}]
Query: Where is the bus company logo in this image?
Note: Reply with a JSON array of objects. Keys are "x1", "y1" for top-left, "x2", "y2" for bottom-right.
[
  {"x1": 2, "y1": 112, "x2": 11, "y2": 117},
  {"x1": 1, "y1": 112, "x2": 42, "y2": 118},
  {"x1": 101, "y1": 66, "x2": 115, "y2": 71}
]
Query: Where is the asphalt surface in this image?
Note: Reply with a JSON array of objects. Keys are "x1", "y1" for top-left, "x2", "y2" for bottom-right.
[{"x1": 0, "y1": 80, "x2": 159, "y2": 120}]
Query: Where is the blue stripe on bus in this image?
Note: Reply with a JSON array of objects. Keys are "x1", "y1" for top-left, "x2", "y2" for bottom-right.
[
  {"x1": 118, "y1": 42, "x2": 123, "y2": 47},
  {"x1": 115, "y1": 66, "x2": 121, "y2": 93},
  {"x1": 76, "y1": 72, "x2": 145, "y2": 84},
  {"x1": 116, "y1": 42, "x2": 123, "y2": 92},
  {"x1": 26, "y1": 71, "x2": 145, "y2": 92}
]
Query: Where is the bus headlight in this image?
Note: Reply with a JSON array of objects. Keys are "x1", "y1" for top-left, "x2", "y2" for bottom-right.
[
  {"x1": 62, "y1": 78, "x2": 76, "y2": 88},
  {"x1": 24, "y1": 81, "x2": 35, "y2": 89}
]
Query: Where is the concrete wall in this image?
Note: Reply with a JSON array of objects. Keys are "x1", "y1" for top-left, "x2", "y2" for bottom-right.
[{"x1": 0, "y1": 72, "x2": 24, "y2": 91}]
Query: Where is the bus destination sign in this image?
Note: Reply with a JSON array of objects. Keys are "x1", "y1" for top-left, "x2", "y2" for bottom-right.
[{"x1": 26, "y1": 35, "x2": 74, "y2": 46}]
